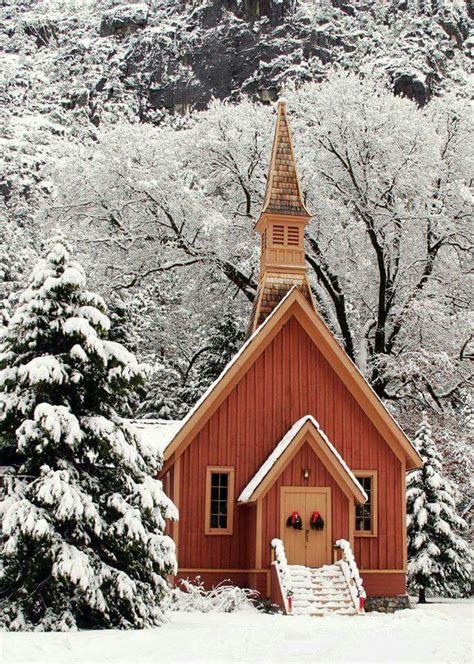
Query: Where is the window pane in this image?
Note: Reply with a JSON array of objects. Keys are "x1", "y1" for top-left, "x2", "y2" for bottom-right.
[
  {"x1": 356, "y1": 475, "x2": 373, "y2": 532},
  {"x1": 218, "y1": 514, "x2": 227, "y2": 528},
  {"x1": 208, "y1": 471, "x2": 231, "y2": 530}
]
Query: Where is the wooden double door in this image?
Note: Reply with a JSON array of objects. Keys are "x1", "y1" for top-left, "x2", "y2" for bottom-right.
[{"x1": 281, "y1": 487, "x2": 332, "y2": 568}]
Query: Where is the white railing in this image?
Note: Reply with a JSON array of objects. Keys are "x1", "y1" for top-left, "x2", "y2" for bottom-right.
[
  {"x1": 271, "y1": 538, "x2": 294, "y2": 614},
  {"x1": 335, "y1": 538, "x2": 366, "y2": 614}
]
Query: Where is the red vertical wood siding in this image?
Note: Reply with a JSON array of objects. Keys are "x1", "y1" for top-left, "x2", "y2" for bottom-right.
[{"x1": 178, "y1": 316, "x2": 404, "y2": 574}]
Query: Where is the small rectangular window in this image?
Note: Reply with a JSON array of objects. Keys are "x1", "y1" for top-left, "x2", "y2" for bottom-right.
[
  {"x1": 273, "y1": 225, "x2": 285, "y2": 245},
  {"x1": 354, "y1": 471, "x2": 378, "y2": 537},
  {"x1": 287, "y1": 226, "x2": 299, "y2": 246},
  {"x1": 205, "y1": 466, "x2": 235, "y2": 535}
]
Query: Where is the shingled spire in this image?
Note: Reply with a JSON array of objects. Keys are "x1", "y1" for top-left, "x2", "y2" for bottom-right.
[
  {"x1": 260, "y1": 101, "x2": 310, "y2": 218},
  {"x1": 246, "y1": 101, "x2": 315, "y2": 337}
]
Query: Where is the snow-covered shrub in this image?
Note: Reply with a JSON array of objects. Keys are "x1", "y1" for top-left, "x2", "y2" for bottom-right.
[
  {"x1": 407, "y1": 414, "x2": 471, "y2": 602},
  {"x1": 0, "y1": 234, "x2": 177, "y2": 631},
  {"x1": 168, "y1": 578, "x2": 258, "y2": 613}
]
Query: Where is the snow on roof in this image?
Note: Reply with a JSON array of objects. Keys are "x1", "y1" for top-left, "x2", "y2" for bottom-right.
[
  {"x1": 127, "y1": 418, "x2": 183, "y2": 456},
  {"x1": 164, "y1": 287, "x2": 299, "y2": 455},
  {"x1": 238, "y1": 415, "x2": 368, "y2": 503}
]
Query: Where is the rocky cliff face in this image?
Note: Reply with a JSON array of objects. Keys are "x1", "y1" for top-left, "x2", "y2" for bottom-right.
[
  {"x1": 107, "y1": 0, "x2": 473, "y2": 115},
  {"x1": 2, "y1": 1, "x2": 471, "y2": 128},
  {"x1": 1, "y1": 0, "x2": 471, "y2": 229}
]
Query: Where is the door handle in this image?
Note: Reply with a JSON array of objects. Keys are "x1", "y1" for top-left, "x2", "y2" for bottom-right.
[{"x1": 305, "y1": 529, "x2": 310, "y2": 543}]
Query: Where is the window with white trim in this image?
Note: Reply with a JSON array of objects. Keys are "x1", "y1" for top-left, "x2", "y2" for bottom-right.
[
  {"x1": 354, "y1": 471, "x2": 378, "y2": 537},
  {"x1": 205, "y1": 466, "x2": 235, "y2": 535}
]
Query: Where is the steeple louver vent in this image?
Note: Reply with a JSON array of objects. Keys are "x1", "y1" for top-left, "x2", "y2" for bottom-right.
[
  {"x1": 246, "y1": 101, "x2": 315, "y2": 338},
  {"x1": 273, "y1": 225, "x2": 285, "y2": 245},
  {"x1": 288, "y1": 227, "x2": 300, "y2": 246}
]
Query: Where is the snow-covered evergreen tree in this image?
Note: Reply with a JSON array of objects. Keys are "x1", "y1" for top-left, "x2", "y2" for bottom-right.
[
  {"x1": 139, "y1": 361, "x2": 185, "y2": 421},
  {"x1": 198, "y1": 310, "x2": 245, "y2": 386},
  {"x1": 407, "y1": 414, "x2": 471, "y2": 602},
  {"x1": 0, "y1": 234, "x2": 177, "y2": 631}
]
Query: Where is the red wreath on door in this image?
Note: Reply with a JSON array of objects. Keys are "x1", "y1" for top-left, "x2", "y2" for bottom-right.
[
  {"x1": 310, "y1": 511, "x2": 325, "y2": 530},
  {"x1": 286, "y1": 511, "x2": 303, "y2": 529}
]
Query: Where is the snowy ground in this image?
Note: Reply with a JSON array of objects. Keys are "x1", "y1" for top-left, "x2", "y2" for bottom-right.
[{"x1": 1, "y1": 600, "x2": 472, "y2": 664}]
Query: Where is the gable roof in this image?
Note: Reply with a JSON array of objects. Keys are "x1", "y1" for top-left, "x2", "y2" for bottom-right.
[
  {"x1": 238, "y1": 415, "x2": 367, "y2": 504},
  {"x1": 259, "y1": 100, "x2": 310, "y2": 219},
  {"x1": 162, "y1": 288, "x2": 422, "y2": 471}
]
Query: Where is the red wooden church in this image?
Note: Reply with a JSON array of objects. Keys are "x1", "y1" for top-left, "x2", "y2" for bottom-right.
[{"x1": 142, "y1": 102, "x2": 422, "y2": 613}]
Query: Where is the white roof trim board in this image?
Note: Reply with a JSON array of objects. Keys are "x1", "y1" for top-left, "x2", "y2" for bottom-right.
[{"x1": 238, "y1": 415, "x2": 368, "y2": 503}]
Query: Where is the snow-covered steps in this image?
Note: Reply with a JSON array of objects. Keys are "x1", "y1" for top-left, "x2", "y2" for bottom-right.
[{"x1": 288, "y1": 562, "x2": 359, "y2": 616}]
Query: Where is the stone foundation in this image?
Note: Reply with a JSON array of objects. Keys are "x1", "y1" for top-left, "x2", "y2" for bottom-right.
[{"x1": 365, "y1": 595, "x2": 412, "y2": 613}]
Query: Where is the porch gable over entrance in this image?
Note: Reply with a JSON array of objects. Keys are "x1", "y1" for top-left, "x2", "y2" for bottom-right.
[{"x1": 238, "y1": 415, "x2": 367, "y2": 505}]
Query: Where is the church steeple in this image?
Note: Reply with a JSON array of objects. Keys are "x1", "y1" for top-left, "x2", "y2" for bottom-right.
[{"x1": 246, "y1": 101, "x2": 315, "y2": 337}]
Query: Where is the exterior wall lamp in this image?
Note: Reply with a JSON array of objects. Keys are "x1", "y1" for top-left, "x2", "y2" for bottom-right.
[{"x1": 303, "y1": 468, "x2": 310, "y2": 481}]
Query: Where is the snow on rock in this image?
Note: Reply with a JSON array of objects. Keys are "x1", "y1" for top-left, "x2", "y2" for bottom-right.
[{"x1": 100, "y1": 3, "x2": 149, "y2": 38}]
